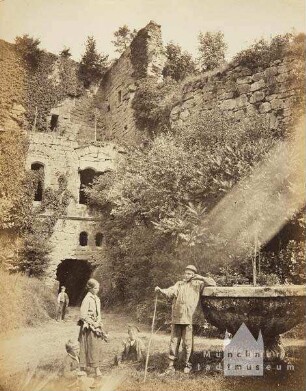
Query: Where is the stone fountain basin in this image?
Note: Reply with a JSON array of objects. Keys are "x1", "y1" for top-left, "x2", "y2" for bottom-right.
[{"x1": 201, "y1": 285, "x2": 306, "y2": 339}]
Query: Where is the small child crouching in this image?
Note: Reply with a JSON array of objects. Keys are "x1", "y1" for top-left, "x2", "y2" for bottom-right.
[
  {"x1": 115, "y1": 325, "x2": 146, "y2": 366},
  {"x1": 61, "y1": 339, "x2": 93, "y2": 391}
]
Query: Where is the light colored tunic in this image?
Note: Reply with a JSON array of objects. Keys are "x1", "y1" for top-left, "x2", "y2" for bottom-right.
[
  {"x1": 160, "y1": 277, "x2": 216, "y2": 324},
  {"x1": 80, "y1": 292, "x2": 101, "y2": 323}
]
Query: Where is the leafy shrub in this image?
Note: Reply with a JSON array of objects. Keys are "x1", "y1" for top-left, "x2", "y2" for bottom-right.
[
  {"x1": 132, "y1": 77, "x2": 180, "y2": 134},
  {"x1": 260, "y1": 240, "x2": 305, "y2": 284},
  {"x1": 233, "y1": 33, "x2": 305, "y2": 69},
  {"x1": 256, "y1": 272, "x2": 280, "y2": 286}
]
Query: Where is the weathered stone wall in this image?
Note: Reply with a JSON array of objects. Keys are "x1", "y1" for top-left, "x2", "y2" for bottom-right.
[
  {"x1": 26, "y1": 132, "x2": 120, "y2": 282},
  {"x1": 22, "y1": 21, "x2": 167, "y2": 285},
  {"x1": 170, "y1": 56, "x2": 304, "y2": 131},
  {"x1": 95, "y1": 21, "x2": 166, "y2": 145}
]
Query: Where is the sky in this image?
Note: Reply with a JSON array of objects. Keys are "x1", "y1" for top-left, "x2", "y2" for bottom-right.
[{"x1": 0, "y1": 0, "x2": 305, "y2": 61}]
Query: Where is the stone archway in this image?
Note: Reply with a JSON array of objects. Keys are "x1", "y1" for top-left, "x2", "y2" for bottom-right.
[{"x1": 56, "y1": 259, "x2": 93, "y2": 306}]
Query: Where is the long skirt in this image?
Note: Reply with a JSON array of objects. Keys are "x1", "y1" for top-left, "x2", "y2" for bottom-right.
[{"x1": 79, "y1": 326, "x2": 103, "y2": 368}]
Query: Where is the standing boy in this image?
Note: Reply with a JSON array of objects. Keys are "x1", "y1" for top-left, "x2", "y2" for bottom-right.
[
  {"x1": 155, "y1": 265, "x2": 216, "y2": 374},
  {"x1": 57, "y1": 286, "x2": 69, "y2": 321}
]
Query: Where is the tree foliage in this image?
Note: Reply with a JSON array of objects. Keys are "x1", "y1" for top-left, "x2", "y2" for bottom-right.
[
  {"x1": 112, "y1": 25, "x2": 137, "y2": 54},
  {"x1": 15, "y1": 34, "x2": 43, "y2": 69},
  {"x1": 0, "y1": 125, "x2": 29, "y2": 231},
  {"x1": 79, "y1": 36, "x2": 109, "y2": 87},
  {"x1": 198, "y1": 31, "x2": 227, "y2": 71},
  {"x1": 88, "y1": 109, "x2": 282, "y2": 316},
  {"x1": 233, "y1": 33, "x2": 305, "y2": 69},
  {"x1": 132, "y1": 77, "x2": 180, "y2": 134},
  {"x1": 162, "y1": 42, "x2": 197, "y2": 81},
  {"x1": 60, "y1": 47, "x2": 72, "y2": 58}
]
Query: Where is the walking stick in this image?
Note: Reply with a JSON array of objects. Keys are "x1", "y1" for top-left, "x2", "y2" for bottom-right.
[{"x1": 143, "y1": 294, "x2": 158, "y2": 383}]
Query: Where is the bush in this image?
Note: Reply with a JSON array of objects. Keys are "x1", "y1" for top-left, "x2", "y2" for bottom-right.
[
  {"x1": 260, "y1": 240, "x2": 305, "y2": 284},
  {"x1": 132, "y1": 77, "x2": 180, "y2": 134},
  {"x1": 0, "y1": 269, "x2": 57, "y2": 331},
  {"x1": 233, "y1": 33, "x2": 305, "y2": 69}
]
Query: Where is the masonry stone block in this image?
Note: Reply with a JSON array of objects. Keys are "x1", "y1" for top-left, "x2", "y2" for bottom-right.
[
  {"x1": 236, "y1": 95, "x2": 248, "y2": 108},
  {"x1": 252, "y1": 72, "x2": 264, "y2": 82},
  {"x1": 270, "y1": 99, "x2": 284, "y2": 110},
  {"x1": 237, "y1": 83, "x2": 251, "y2": 94},
  {"x1": 259, "y1": 102, "x2": 271, "y2": 113},
  {"x1": 250, "y1": 79, "x2": 265, "y2": 92},
  {"x1": 220, "y1": 99, "x2": 237, "y2": 110},
  {"x1": 250, "y1": 91, "x2": 265, "y2": 103},
  {"x1": 236, "y1": 76, "x2": 253, "y2": 84}
]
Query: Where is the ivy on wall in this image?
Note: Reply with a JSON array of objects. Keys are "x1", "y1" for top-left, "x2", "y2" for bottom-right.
[
  {"x1": 23, "y1": 53, "x2": 84, "y2": 131},
  {"x1": 130, "y1": 27, "x2": 149, "y2": 79},
  {"x1": 8, "y1": 172, "x2": 74, "y2": 277}
]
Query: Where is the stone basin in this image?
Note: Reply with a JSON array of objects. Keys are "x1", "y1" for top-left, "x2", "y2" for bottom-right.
[{"x1": 201, "y1": 285, "x2": 306, "y2": 359}]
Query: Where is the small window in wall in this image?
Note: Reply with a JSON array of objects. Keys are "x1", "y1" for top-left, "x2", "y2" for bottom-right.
[
  {"x1": 79, "y1": 168, "x2": 96, "y2": 204},
  {"x1": 31, "y1": 162, "x2": 44, "y2": 201},
  {"x1": 107, "y1": 104, "x2": 111, "y2": 112},
  {"x1": 124, "y1": 125, "x2": 128, "y2": 131},
  {"x1": 50, "y1": 114, "x2": 59, "y2": 131},
  {"x1": 79, "y1": 232, "x2": 88, "y2": 246},
  {"x1": 95, "y1": 233, "x2": 103, "y2": 247},
  {"x1": 118, "y1": 90, "x2": 122, "y2": 103}
]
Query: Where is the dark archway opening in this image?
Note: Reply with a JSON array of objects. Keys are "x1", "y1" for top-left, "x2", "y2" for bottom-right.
[{"x1": 56, "y1": 259, "x2": 92, "y2": 306}]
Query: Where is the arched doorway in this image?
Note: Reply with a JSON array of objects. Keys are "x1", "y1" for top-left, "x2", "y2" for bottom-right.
[{"x1": 56, "y1": 259, "x2": 93, "y2": 306}]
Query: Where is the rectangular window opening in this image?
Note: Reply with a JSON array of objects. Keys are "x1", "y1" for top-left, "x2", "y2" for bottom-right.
[{"x1": 50, "y1": 114, "x2": 59, "y2": 131}]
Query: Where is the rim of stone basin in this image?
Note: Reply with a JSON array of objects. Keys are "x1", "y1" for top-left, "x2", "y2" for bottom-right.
[{"x1": 202, "y1": 285, "x2": 306, "y2": 297}]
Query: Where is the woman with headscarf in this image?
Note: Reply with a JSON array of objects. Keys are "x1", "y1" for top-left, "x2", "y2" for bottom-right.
[{"x1": 78, "y1": 278, "x2": 108, "y2": 378}]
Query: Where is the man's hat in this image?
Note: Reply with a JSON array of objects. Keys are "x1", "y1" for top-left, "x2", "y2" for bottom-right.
[{"x1": 185, "y1": 265, "x2": 197, "y2": 273}]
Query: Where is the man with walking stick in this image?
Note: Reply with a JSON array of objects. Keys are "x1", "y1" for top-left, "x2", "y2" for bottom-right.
[{"x1": 155, "y1": 265, "x2": 216, "y2": 374}]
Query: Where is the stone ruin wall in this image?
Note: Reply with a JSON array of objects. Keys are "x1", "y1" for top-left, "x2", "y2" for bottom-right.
[
  {"x1": 46, "y1": 21, "x2": 166, "y2": 146},
  {"x1": 23, "y1": 23, "x2": 305, "y2": 287},
  {"x1": 95, "y1": 21, "x2": 166, "y2": 145},
  {"x1": 27, "y1": 132, "x2": 120, "y2": 282},
  {"x1": 21, "y1": 21, "x2": 166, "y2": 285},
  {"x1": 170, "y1": 56, "x2": 304, "y2": 132}
]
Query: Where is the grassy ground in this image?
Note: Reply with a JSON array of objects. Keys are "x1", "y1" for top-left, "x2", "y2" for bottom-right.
[
  {"x1": 0, "y1": 308, "x2": 304, "y2": 391},
  {"x1": 0, "y1": 270, "x2": 57, "y2": 332}
]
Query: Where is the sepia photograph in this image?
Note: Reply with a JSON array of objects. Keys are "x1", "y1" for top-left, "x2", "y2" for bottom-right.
[{"x1": 0, "y1": 1, "x2": 305, "y2": 390}]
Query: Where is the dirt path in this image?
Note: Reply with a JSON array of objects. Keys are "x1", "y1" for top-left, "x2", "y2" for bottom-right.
[
  {"x1": 0, "y1": 308, "x2": 304, "y2": 382},
  {"x1": 0, "y1": 307, "x2": 223, "y2": 380},
  {"x1": 0, "y1": 308, "x2": 147, "y2": 378}
]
